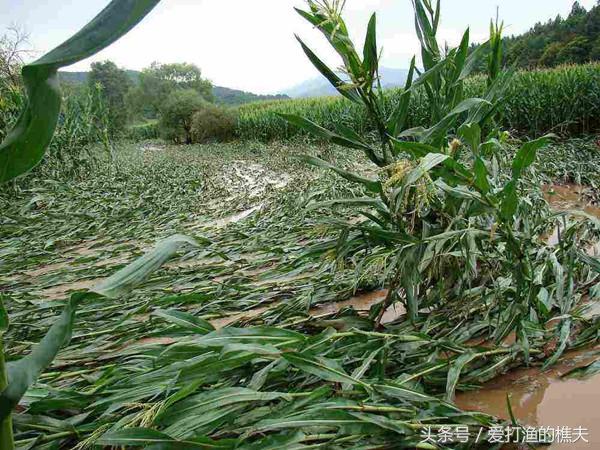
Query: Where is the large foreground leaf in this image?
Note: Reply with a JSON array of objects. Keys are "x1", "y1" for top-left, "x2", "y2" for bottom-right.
[{"x1": 0, "y1": 0, "x2": 161, "y2": 183}]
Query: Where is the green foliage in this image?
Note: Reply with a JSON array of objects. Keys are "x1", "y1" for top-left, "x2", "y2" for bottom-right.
[
  {"x1": 159, "y1": 89, "x2": 207, "y2": 144},
  {"x1": 127, "y1": 120, "x2": 160, "y2": 141},
  {"x1": 88, "y1": 60, "x2": 133, "y2": 135},
  {"x1": 129, "y1": 62, "x2": 213, "y2": 119},
  {"x1": 0, "y1": 2, "x2": 162, "y2": 446},
  {"x1": 190, "y1": 104, "x2": 237, "y2": 144}
]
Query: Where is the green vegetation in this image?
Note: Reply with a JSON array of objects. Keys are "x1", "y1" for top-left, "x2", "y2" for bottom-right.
[
  {"x1": 191, "y1": 103, "x2": 237, "y2": 143},
  {"x1": 88, "y1": 61, "x2": 133, "y2": 135},
  {"x1": 237, "y1": 63, "x2": 600, "y2": 141},
  {"x1": 129, "y1": 62, "x2": 214, "y2": 119},
  {"x1": 159, "y1": 89, "x2": 208, "y2": 144},
  {"x1": 213, "y1": 85, "x2": 290, "y2": 106},
  {"x1": 1, "y1": 0, "x2": 600, "y2": 449}
]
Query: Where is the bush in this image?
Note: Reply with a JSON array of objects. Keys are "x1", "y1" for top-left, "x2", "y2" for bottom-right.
[
  {"x1": 127, "y1": 121, "x2": 160, "y2": 141},
  {"x1": 190, "y1": 104, "x2": 237, "y2": 143},
  {"x1": 159, "y1": 89, "x2": 206, "y2": 144}
]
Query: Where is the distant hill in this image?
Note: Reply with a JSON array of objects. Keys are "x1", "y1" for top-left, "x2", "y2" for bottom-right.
[
  {"x1": 501, "y1": 1, "x2": 600, "y2": 68},
  {"x1": 212, "y1": 86, "x2": 289, "y2": 106},
  {"x1": 283, "y1": 67, "x2": 410, "y2": 98},
  {"x1": 58, "y1": 71, "x2": 289, "y2": 106}
]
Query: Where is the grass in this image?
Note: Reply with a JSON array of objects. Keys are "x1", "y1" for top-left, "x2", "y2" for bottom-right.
[{"x1": 1, "y1": 137, "x2": 600, "y2": 448}]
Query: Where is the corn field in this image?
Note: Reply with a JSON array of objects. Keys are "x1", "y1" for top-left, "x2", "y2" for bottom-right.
[
  {"x1": 2, "y1": 1, "x2": 600, "y2": 449},
  {"x1": 237, "y1": 63, "x2": 600, "y2": 141}
]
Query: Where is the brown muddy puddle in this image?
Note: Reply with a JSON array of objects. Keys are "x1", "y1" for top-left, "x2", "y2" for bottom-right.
[
  {"x1": 456, "y1": 346, "x2": 600, "y2": 449},
  {"x1": 543, "y1": 184, "x2": 600, "y2": 255},
  {"x1": 543, "y1": 184, "x2": 600, "y2": 217}
]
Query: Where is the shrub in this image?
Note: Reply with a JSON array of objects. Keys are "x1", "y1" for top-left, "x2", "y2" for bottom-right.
[
  {"x1": 127, "y1": 121, "x2": 160, "y2": 141},
  {"x1": 190, "y1": 104, "x2": 237, "y2": 143},
  {"x1": 159, "y1": 89, "x2": 206, "y2": 144}
]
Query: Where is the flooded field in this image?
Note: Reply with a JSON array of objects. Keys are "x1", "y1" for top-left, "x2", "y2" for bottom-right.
[{"x1": 457, "y1": 346, "x2": 600, "y2": 449}]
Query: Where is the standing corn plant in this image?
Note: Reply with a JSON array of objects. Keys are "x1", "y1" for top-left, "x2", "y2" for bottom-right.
[
  {"x1": 283, "y1": 0, "x2": 565, "y2": 353},
  {"x1": 0, "y1": 2, "x2": 163, "y2": 448}
]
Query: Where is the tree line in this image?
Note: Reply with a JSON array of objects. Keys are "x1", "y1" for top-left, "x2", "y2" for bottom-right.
[{"x1": 502, "y1": 1, "x2": 600, "y2": 68}]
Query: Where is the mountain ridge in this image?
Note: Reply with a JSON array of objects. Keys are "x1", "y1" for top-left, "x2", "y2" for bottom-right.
[{"x1": 282, "y1": 67, "x2": 410, "y2": 98}]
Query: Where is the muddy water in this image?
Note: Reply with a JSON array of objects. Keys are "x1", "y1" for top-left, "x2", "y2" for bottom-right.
[
  {"x1": 454, "y1": 184, "x2": 600, "y2": 449},
  {"x1": 543, "y1": 184, "x2": 600, "y2": 217},
  {"x1": 456, "y1": 347, "x2": 600, "y2": 449}
]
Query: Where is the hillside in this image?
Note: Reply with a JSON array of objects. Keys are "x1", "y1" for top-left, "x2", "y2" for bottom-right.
[
  {"x1": 283, "y1": 67, "x2": 409, "y2": 98},
  {"x1": 503, "y1": 1, "x2": 600, "y2": 68},
  {"x1": 58, "y1": 70, "x2": 289, "y2": 106}
]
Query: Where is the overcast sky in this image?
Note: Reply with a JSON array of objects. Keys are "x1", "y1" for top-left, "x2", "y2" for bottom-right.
[{"x1": 1, "y1": 0, "x2": 596, "y2": 94}]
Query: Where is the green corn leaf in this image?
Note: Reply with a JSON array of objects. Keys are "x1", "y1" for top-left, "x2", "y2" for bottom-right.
[
  {"x1": 375, "y1": 383, "x2": 446, "y2": 405},
  {"x1": 193, "y1": 327, "x2": 306, "y2": 348},
  {"x1": 579, "y1": 252, "x2": 600, "y2": 273},
  {"x1": 419, "y1": 98, "x2": 490, "y2": 144},
  {"x1": 295, "y1": 36, "x2": 361, "y2": 103},
  {"x1": 0, "y1": 0, "x2": 161, "y2": 183},
  {"x1": 543, "y1": 319, "x2": 571, "y2": 369},
  {"x1": 152, "y1": 309, "x2": 215, "y2": 335},
  {"x1": 473, "y1": 157, "x2": 491, "y2": 194},
  {"x1": 458, "y1": 40, "x2": 489, "y2": 82},
  {"x1": 363, "y1": 14, "x2": 378, "y2": 79},
  {"x1": 283, "y1": 353, "x2": 370, "y2": 388},
  {"x1": 458, "y1": 123, "x2": 481, "y2": 153},
  {"x1": 93, "y1": 234, "x2": 199, "y2": 299},
  {"x1": 390, "y1": 137, "x2": 439, "y2": 159},
  {"x1": 501, "y1": 135, "x2": 554, "y2": 220},
  {"x1": 299, "y1": 155, "x2": 382, "y2": 194},
  {"x1": 403, "y1": 153, "x2": 449, "y2": 186},
  {"x1": 387, "y1": 56, "x2": 416, "y2": 136},
  {"x1": 278, "y1": 114, "x2": 378, "y2": 159},
  {"x1": 97, "y1": 428, "x2": 222, "y2": 449},
  {"x1": 445, "y1": 352, "x2": 477, "y2": 402},
  {"x1": 511, "y1": 135, "x2": 555, "y2": 180},
  {"x1": 451, "y1": 28, "x2": 470, "y2": 83},
  {"x1": 500, "y1": 180, "x2": 518, "y2": 221}
]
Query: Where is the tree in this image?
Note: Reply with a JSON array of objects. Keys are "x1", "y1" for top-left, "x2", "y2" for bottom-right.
[
  {"x1": 159, "y1": 89, "x2": 206, "y2": 144},
  {"x1": 88, "y1": 60, "x2": 132, "y2": 134},
  {"x1": 130, "y1": 62, "x2": 213, "y2": 119},
  {"x1": 0, "y1": 25, "x2": 33, "y2": 87}
]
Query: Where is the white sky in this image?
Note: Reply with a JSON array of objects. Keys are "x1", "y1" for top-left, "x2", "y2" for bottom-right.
[{"x1": 1, "y1": 0, "x2": 597, "y2": 94}]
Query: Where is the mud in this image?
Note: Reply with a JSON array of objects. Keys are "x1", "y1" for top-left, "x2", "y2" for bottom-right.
[
  {"x1": 456, "y1": 346, "x2": 600, "y2": 449},
  {"x1": 37, "y1": 278, "x2": 102, "y2": 300}
]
